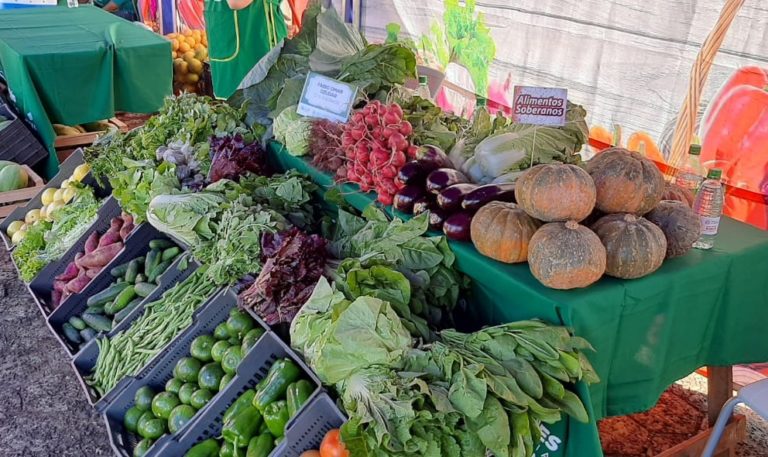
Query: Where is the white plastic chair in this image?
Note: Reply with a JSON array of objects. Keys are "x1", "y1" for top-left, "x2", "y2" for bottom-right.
[{"x1": 701, "y1": 378, "x2": 768, "y2": 457}]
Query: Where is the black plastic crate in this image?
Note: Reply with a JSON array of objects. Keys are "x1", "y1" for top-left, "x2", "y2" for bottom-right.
[
  {"x1": 152, "y1": 332, "x2": 331, "y2": 456},
  {"x1": 0, "y1": 101, "x2": 48, "y2": 169},
  {"x1": 71, "y1": 276, "x2": 219, "y2": 413},
  {"x1": 102, "y1": 288, "x2": 270, "y2": 457},
  {"x1": 46, "y1": 226, "x2": 187, "y2": 358},
  {"x1": 0, "y1": 149, "x2": 109, "y2": 250}
]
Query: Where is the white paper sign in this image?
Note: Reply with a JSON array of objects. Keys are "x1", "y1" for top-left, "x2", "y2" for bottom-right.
[
  {"x1": 512, "y1": 86, "x2": 568, "y2": 127},
  {"x1": 297, "y1": 72, "x2": 357, "y2": 123}
]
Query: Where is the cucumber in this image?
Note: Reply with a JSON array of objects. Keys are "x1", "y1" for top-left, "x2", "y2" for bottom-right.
[
  {"x1": 148, "y1": 260, "x2": 172, "y2": 283},
  {"x1": 85, "y1": 304, "x2": 105, "y2": 314},
  {"x1": 69, "y1": 316, "x2": 87, "y2": 331},
  {"x1": 110, "y1": 262, "x2": 131, "y2": 278},
  {"x1": 105, "y1": 286, "x2": 136, "y2": 315},
  {"x1": 144, "y1": 249, "x2": 160, "y2": 277},
  {"x1": 86, "y1": 282, "x2": 131, "y2": 307},
  {"x1": 125, "y1": 259, "x2": 141, "y2": 284},
  {"x1": 82, "y1": 313, "x2": 113, "y2": 332},
  {"x1": 135, "y1": 274, "x2": 147, "y2": 283},
  {"x1": 149, "y1": 239, "x2": 173, "y2": 250},
  {"x1": 62, "y1": 323, "x2": 82, "y2": 344},
  {"x1": 161, "y1": 247, "x2": 181, "y2": 262},
  {"x1": 134, "y1": 282, "x2": 156, "y2": 298},
  {"x1": 113, "y1": 298, "x2": 143, "y2": 324},
  {"x1": 80, "y1": 328, "x2": 97, "y2": 342}
]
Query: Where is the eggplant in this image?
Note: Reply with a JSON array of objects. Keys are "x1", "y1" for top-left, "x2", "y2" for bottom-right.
[
  {"x1": 413, "y1": 196, "x2": 436, "y2": 216},
  {"x1": 443, "y1": 211, "x2": 473, "y2": 241},
  {"x1": 416, "y1": 145, "x2": 454, "y2": 172},
  {"x1": 462, "y1": 183, "x2": 517, "y2": 211},
  {"x1": 426, "y1": 168, "x2": 470, "y2": 195},
  {"x1": 428, "y1": 208, "x2": 450, "y2": 231},
  {"x1": 396, "y1": 161, "x2": 427, "y2": 186},
  {"x1": 437, "y1": 183, "x2": 478, "y2": 212},
  {"x1": 393, "y1": 184, "x2": 426, "y2": 214}
]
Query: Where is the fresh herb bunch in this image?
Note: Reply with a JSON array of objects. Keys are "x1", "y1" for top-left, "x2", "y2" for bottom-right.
[
  {"x1": 12, "y1": 220, "x2": 52, "y2": 282},
  {"x1": 39, "y1": 186, "x2": 101, "y2": 263},
  {"x1": 156, "y1": 140, "x2": 207, "y2": 191}
]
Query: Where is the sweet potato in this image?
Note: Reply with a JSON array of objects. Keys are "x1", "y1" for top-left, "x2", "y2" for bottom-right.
[
  {"x1": 110, "y1": 216, "x2": 124, "y2": 232},
  {"x1": 53, "y1": 279, "x2": 67, "y2": 292},
  {"x1": 98, "y1": 229, "x2": 122, "y2": 248},
  {"x1": 52, "y1": 290, "x2": 62, "y2": 308},
  {"x1": 84, "y1": 231, "x2": 99, "y2": 254},
  {"x1": 66, "y1": 271, "x2": 90, "y2": 293},
  {"x1": 78, "y1": 242, "x2": 123, "y2": 269},
  {"x1": 85, "y1": 268, "x2": 100, "y2": 279},
  {"x1": 55, "y1": 262, "x2": 79, "y2": 282},
  {"x1": 119, "y1": 221, "x2": 134, "y2": 241}
]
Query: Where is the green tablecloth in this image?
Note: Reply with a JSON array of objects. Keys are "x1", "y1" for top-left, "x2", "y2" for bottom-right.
[{"x1": 0, "y1": 6, "x2": 171, "y2": 177}]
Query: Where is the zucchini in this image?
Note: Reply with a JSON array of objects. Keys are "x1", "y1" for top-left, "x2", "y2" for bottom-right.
[
  {"x1": 68, "y1": 316, "x2": 87, "y2": 331},
  {"x1": 62, "y1": 323, "x2": 82, "y2": 344},
  {"x1": 125, "y1": 259, "x2": 141, "y2": 284},
  {"x1": 113, "y1": 297, "x2": 142, "y2": 324},
  {"x1": 86, "y1": 282, "x2": 131, "y2": 307},
  {"x1": 148, "y1": 260, "x2": 172, "y2": 283},
  {"x1": 161, "y1": 246, "x2": 181, "y2": 262},
  {"x1": 144, "y1": 249, "x2": 160, "y2": 277},
  {"x1": 104, "y1": 286, "x2": 136, "y2": 315},
  {"x1": 148, "y1": 239, "x2": 173, "y2": 250},
  {"x1": 80, "y1": 328, "x2": 97, "y2": 342},
  {"x1": 134, "y1": 282, "x2": 156, "y2": 298},
  {"x1": 82, "y1": 313, "x2": 113, "y2": 332}
]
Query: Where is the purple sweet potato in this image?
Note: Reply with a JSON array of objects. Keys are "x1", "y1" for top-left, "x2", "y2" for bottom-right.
[
  {"x1": 66, "y1": 271, "x2": 90, "y2": 294},
  {"x1": 84, "y1": 231, "x2": 99, "y2": 254},
  {"x1": 85, "y1": 268, "x2": 100, "y2": 279},
  {"x1": 52, "y1": 290, "x2": 62, "y2": 308},
  {"x1": 98, "y1": 229, "x2": 121, "y2": 248},
  {"x1": 110, "y1": 216, "x2": 124, "y2": 232},
  {"x1": 119, "y1": 221, "x2": 135, "y2": 241},
  {"x1": 55, "y1": 262, "x2": 79, "y2": 282},
  {"x1": 78, "y1": 242, "x2": 123, "y2": 269},
  {"x1": 53, "y1": 279, "x2": 67, "y2": 292}
]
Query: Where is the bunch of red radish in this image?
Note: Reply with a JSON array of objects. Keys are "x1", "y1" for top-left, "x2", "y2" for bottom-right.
[{"x1": 340, "y1": 100, "x2": 418, "y2": 205}]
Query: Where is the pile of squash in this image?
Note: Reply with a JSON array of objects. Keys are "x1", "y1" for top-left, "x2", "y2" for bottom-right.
[
  {"x1": 167, "y1": 29, "x2": 208, "y2": 94},
  {"x1": 469, "y1": 148, "x2": 701, "y2": 290}
]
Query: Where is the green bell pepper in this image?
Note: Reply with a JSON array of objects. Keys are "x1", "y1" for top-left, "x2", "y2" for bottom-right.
[
  {"x1": 222, "y1": 406, "x2": 262, "y2": 447},
  {"x1": 219, "y1": 440, "x2": 246, "y2": 457},
  {"x1": 252, "y1": 359, "x2": 301, "y2": 412},
  {"x1": 185, "y1": 438, "x2": 220, "y2": 457},
  {"x1": 262, "y1": 400, "x2": 289, "y2": 438},
  {"x1": 286, "y1": 380, "x2": 313, "y2": 418},
  {"x1": 245, "y1": 434, "x2": 275, "y2": 457},
  {"x1": 223, "y1": 390, "x2": 256, "y2": 424}
]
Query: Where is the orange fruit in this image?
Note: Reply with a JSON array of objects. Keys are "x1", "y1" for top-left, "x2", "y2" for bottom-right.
[
  {"x1": 171, "y1": 39, "x2": 179, "y2": 51},
  {"x1": 187, "y1": 58, "x2": 203, "y2": 74},
  {"x1": 185, "y1": 73, "x2": 199, "y2": 84},
  {"x1": 182, "y1": 50, "x2": 196, "y2": 62},
  {"x1": 178, "y1": 42, "x2": 190, "y2": 53},
  {"x1": 172, "y1": 51, "x2": 178, "y2": 59}
]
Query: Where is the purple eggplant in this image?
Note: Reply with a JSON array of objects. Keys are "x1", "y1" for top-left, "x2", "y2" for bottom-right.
[
  {"x1": 462, "y1": 183, "x2": 517, "y2": 211},
  {"x1": 428, "y1": 208, "x2": 450, "y2": 231},
  {"x1": 416, "y1": 145, "x2": 453, "y2": 172},
  {"x1": 393, "y1": 184, "x2": 426, "y2": 214},
  {"x1": 426, "y1": 168, "x2": 469, "y2": 195},
  {"x1": 396, "y1": 161, "x2": 427, "y2": 187},
  {"x1": 437, "y1": 183, "x2": 478, "y2": 212},
  {"x1": 443, "y1": 211, "x2": 473, "y2": 241},
  {"x1": 413, "y1": 196, "x2": 436, "y2": 216}
]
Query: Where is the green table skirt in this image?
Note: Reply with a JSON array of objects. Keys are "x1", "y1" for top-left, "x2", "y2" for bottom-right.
[{"x1": 0, "y1": 6, "x2": 172, "y2": 176}]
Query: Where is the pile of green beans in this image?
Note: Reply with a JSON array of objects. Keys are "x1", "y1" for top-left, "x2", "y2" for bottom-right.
[{"x1": 88, "y1": 267, "x2": 218, "y2": 395}]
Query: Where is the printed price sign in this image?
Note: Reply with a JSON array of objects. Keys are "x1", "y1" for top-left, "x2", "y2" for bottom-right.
[
  {"x1": 297, "y1": 72, "x2": 358, "y2": 123},
  {"x1": 512, "y1": 86, "x2": 568, "y2": 127}
]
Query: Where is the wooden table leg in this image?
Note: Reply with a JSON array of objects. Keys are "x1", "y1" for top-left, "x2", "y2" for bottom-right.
[{"x1": 707, "y1": 366, "x2": 734, "y2": 427}]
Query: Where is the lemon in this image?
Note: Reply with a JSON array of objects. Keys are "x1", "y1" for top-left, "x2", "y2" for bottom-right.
[
  {"x1": 25, "y1": 209, "x2": 41, "y2": 224},
  {"x1": 47, "y1": 201, "x2": 64, "y2": 216},
  {"x1": 11, "y1": 230, "x2": 26, "y2": 244},
  {"x1": 60, "y1": 178, "x2": 71, "y2": 188},
  {"x1": 6, "y1": 220, "x2": 24, "y2": 238},
  {"x1": 39, "y1": 205, "x2": 48, "y2": 220},
  {"x1": 53, "y1": 188, "x2": 65, "y2": 203},
  {"x1": 72, "y1": 163, "x2": 90, "y2": 182},
  {"x1": 62, "y1": 187, "x2": 76, "y2": 204},
  {"x1": 41, "y1": 188, "x2": 57, "y2": 206}
]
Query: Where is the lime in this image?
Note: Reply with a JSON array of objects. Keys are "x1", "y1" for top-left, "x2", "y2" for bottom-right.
[
  {"x1": 133, "y1": 438, "x2": 154, "y2": 457},
  {"x1": 165, "y1": 378, "x2": 184, "y2": 394},
  {"x1": 174, "y1": 357, "x2": 202, "y2": 383},
  {"x1": 226, "y1": 311, "x2": 255, "y2": 339},
  {"x1": 198, "y1": 363, "x2": 226, "y2": 391},
  {"x1": 123, "y1": 406, "x2": 144, "y2": 434},
  {"x1": 213, "y1": 322, "x2": 230, "y2": 340},
  {"x1": 168, "y1": 404, "x2": 196, "y2": 433},
  {"x1": 137, "y1": 417, "x2": 166, "y2": 440},
  {"x1": 190, "y1": 335, "x2": 216, "y2": 362},
  {"x1": 211, "y1": 340, "x2": 231, "y2": 363},
  {"x1": 137, "y1": 411, "x2": 155, "y2": 431},
  {"x1": 240, "y1": 328, "x2": 264, "y2": 354},
  {"x1": 178, "y1": 382, "x2": 198, "y2": 405},
  {"x1": 220, "y1": 373, "x2": 234, "y2": 391},
  {"x1": 151, "y1": 392, "x2": 180, "y2": 420},
  {"x1": 134, "y1": 386, "x2": 155, "y2": 411},
  {"x1": 190, "y1": 388, "x2": 214, "y2": 409},
  {"x1": 221, "y1": 346, "x2": 243, "y2": 375}
]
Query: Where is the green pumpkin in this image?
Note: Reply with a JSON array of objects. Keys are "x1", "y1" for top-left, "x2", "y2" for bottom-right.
[{"x1": 0, "y1": 163, "x2": 28, "y2": 192}]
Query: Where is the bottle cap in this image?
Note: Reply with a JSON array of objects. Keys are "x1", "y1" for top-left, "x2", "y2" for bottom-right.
[
  {"x1": 476, "y1": 97, "x2": 487, "y2": 107},
  {"x1": 418, "y1": 75, "x2": 428, "y2": 84},
  {"x1": 689, "y1": 144, "x2": 702, "y2": 155},
  {"x1": 707, "y1": 168, "x2": 722, "y2": 180}
]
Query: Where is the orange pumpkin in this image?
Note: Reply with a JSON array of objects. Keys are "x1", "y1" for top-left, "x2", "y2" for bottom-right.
[
  {"x1": 660, "y1": 182, "x2": 694, "y2": 208},
  {"x1": 646, "y1": 201, "x2": 701, "y2": 258},
  {"x1": 528, "y1": 221, "x2": 606, "y2": 290},
  {"x1": 470, "y1": 202, "x2": 541, "y2": 263},
  {"x1": 586, "y1": 148, "x2": 665, "y2": 215},
  {"x1": 591, "y1": 213, "x2": 667, "y2": 279},
  {"x1": 515, "y1": 164, "x2": 596, "y2": 222}
]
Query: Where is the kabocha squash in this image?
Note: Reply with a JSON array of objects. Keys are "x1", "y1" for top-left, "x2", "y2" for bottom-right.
[
  {"x1": 661, "y1": 182, "x2": 695, "y2": 208},
  {"x1": 646, "y1": 201, "x2": 700, "y2": 258},
  {"x1": 514, "y1": 164, "x2": 596, "y2": 222},
  {"x1": 528, "y1": 221, "x2": 606, "y2": 290},
  {"x1": 591, "y1": 213, "x2": 667, "y2": 279},
  {"x1": 586, "y1": 148, "x2": 665, "y2": 215},
  {"x1": 470, "y1": 202, "x2": 541, "y2": 263}
]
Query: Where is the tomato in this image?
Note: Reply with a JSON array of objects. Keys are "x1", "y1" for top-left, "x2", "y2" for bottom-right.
[
  {"x1": 300, "y1": 452, "x2": 321, "y2": 457},
  {"x1": 320, "y1": 429, "x2": 349, "y2": 457}
]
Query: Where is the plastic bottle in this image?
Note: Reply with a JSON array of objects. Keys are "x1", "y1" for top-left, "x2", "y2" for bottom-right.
[
  {"x1": 675, "y1": 144, "x2": 706, "y2": 194},
  {"x1": 692, "y1": 168, "x2": 724, "y2": 250},
  {"x1": 67, "y1": 0, "x2": 79, "y2": 7},
  {"x1": 415, "y1": 76, "x2": 431, "y2": 100}
]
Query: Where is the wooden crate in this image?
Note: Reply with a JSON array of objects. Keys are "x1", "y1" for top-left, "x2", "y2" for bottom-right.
[
  {"x1": 657, "y1": 414, "x2": 746, "y2": 457},
  {"x1": 0, "y1": 165, "x2": 45, "y2": 218},
  {"x1": 54, "y1": 118, "x2": 128, "y2": 163}
]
